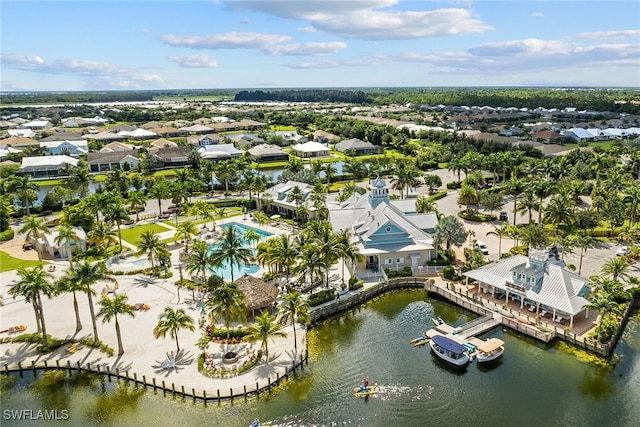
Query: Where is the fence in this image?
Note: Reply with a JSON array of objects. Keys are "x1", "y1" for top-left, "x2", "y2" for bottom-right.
[{"x1": 3, "y1": 352, "x2": 308, "y2": 404}]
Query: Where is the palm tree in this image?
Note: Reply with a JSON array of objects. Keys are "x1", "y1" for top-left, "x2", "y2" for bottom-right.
[
  {"x1": 415, "y1": 196, "x2": 438, "y2": 214},
  {"x1": 147, "y1": 179, "x2": 172, "y2": 215},
  {"x1": 278, "y1": 291, "x2": 309, "y2": 356},
  {"x1": 153, "y1": 306, "x2": 195, "y2": 352},
  {"x1": 269, "y1": 234, "x2": 299, "y2": 283},
  {"x1": 214, "y1": 160, "x2": 237, "y2": 193},
  {"x1": 105, "y1": 200, "x2": 130, "y2": 253},
  {"x1": 293, "y1": 243, "x2": 324, "y2": 285},
  {"x1": 175, "y1": 220, "x2": 198, "y2": 252},
  {"x1": 210, "y1": 225, "x2": 254, "y2": 283},
  {"x1": 243, "y1": 227, "x2": 261, "y2": 249},
  {"x1": 457, "y1": 185, "x2": 478, "y2": 213},
  {"x1": 9, "y1": 176, "x2": 38, "y2": 215},
  {"x1": 544, "y1": 195, "x2": 574, "y2": 232},
  {"x1": 135, "y1": 230, "x2": 167, "y2": 269},
  {"x1": 247, "y1": 310, "x2": 287, "y2": 363},
  {"x1": 573, "y1": 234, "x2": 596, "y2": 275},
  {"x1": 57, "y1": 271, "x2": 86, "y2": 332},
  {"x1": 8, "y1": 266, "x2": 55, "y2": 344},
  {"x1": 127, "y1": 190, "x2": 147, "y2": 223},
  {"x1": 69, "y1": 260, "x2": 115, "y2": 342},
  {"x1": 433, "y1": 215, "x2": 467, "y2": 253},
  {"x1": 54, "y1": 225, "x2": 80, "y2": 269},
  {"x1": 601, "y1": 256, "x2": 630, "y2": 283},
  {"x1": 97, "y1": 293, "x2": 136, "y2": 355},
  {"x1": 88, "y1": 220, "x2": 117, "y2": 253},
  {"x1": 502, "y1": 176, "x2": 525, "y2": 226},
  {"x1": 335, "y1": 228, "x2": 364, "y2": 282},
  {"x1": 18, "y1": 215, "x2": 49, "y2": 264},
  {"x1": 185, "y1": 239, "x2": 215, "y2": 284},
  {"x1": 206, "y1": 282, "x2": 247, "y2": 353},
  {"x1": 487, "y1": 223, "x2": 509, "y2": 258}
]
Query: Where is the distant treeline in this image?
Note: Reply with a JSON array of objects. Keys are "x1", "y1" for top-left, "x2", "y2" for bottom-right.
[
  {"x1": 234, "y1": 89, "x2": 373, "y2": 104},
  {"x1": 1, "y1": 91, "x2": 153, "y2": 105}
]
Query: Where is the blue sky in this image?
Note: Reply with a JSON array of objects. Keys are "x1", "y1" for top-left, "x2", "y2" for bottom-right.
[{"x1": 1, "y1": 1, "x2": 639, "y2": 91}]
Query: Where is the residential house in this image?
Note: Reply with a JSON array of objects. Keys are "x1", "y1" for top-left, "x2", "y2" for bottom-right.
[
  {"x1": 62, "y1": 116, "x2": 108, "y2": 127},
  {"x1": 1, "y1": 136, "x2": 39, "y2": 149},
  {"x1": 17, "y1": 155, "x2": 78, "y2": 178},
  {"x1": 40, "y1": 130, "x2": 85, "y2": 142},
  {"x1": 87, "y1": 131, "x2": 127, "y2": 142},
  {"x1": 150, "y1": 126, "x2": 185, "y2": 138},
  {"x1": 328, "y1": 177, "x2": 438, "y2": 281},
  {"x1": 463, "y1": 248, "x2": 591, "y2": 328},
  {"x1": 531, "y1": 130, "x2": 568, "y2": 144},
  {"x1": 247, "y1": 144, "x2": 289, "y2": 163},
  {"x1": 30, "y1": 226, "x2": 88, "y2": 259},
  {"x1": 290, "y1": 141, "x2": 330, "y2": 158},
  {"x1": 335, "y1": 138, "x2": 381, "y2": 156},
  {"x1": 40, "y1": 140, "x2": 88, "y2": 157},
  {"x1": 19, "y1": 120, "x2": 53, "y2": 131},
  {"x1": 313, "y1": 130, "x2": 340, "y2": 144},
  {"x1": 117, "y1": 128, "x2": 157, "y2": 140},
  {"x1": 187, "y1": 133, "x2": 221, "y2": 147},
  {"x1": 149, "y1": 138, "x2": 177, "y2": 150},
  {"x1": 150, "y1": 147, "x2": 193, "y2": 170},
  {"x1": 8, "y1": 128, "x2": 37, "y2": 138},
  {"x1": 227, "y1": 134, "x2": 264, "y2": 149},
  {"x1": 197, "y1": 144, "x2": 243, "y2": 160},
  {"x1": 87, "y1": 151, "x2": 140, "y2": 173},
  {"x1": 99, "y1": 141, "x2": 135, "y2": 153},
  {"x1": 258, "y1": 180, "x2": 316, "y2": 220},
  {"x1": 180, "y1": 124, "x2": 214, "y2": 135}
]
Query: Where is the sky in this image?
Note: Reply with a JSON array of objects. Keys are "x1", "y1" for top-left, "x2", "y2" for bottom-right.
[{"x1": 1, "y1": 1, "x2": 639, "y2": 91}]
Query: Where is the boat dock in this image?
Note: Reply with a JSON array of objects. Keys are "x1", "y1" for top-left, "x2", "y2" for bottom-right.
[{"x1": 423, "y1": 314, "x2": 502, "y2": 354}]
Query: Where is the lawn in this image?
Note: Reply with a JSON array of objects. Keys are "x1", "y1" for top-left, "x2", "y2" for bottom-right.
[
  {"x1": 0, "y1": 251, "x2": 43, "y2": 273},
  {"x1": 120, "y1": 223, "x2": 173, "y2": 246}
]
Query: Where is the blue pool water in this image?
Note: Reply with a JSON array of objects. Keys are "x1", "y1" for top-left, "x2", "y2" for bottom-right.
[{"x1": 209, "y1": 222, "x2": 272, "y2": 280}]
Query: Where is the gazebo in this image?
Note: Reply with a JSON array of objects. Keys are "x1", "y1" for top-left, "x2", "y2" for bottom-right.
[{"x1": 235, "y1": 274, "x2": 279, "y2": 317}]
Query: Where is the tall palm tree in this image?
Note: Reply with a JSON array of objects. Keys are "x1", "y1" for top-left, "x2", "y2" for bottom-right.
[
  {"x1": 210, "y1": 225, "x2": 254, "y2": 283},
  {"x1": 247, "y1": 310, "x2": 287, "y2": 363},
  {"x1": 105, "y1": 200, "x2": 130, "y2": 253},
  {"x1": 335, "y1": 229, "x2": 364, "y2": 282},
  {"x1": 487, "y1": 223, "x2": 509, "y2": 258},
  {"x1": 54, "y1": 225, "x2": 80, "y2": 269},
  {"x1": 544, "y1": 195, "x2": 574, "y2": 232},
  {"x1": 97, "y1": 293, "x2": 136, "y2": 355},
  {"x1": 573, "y1": 234, "x2": 596, "y2": 275},
  {"x1": 9, "y1": 176, "x2": 38, "y2": 215},
  {"x1": 87, "y1": 220, "x2": 117, "y2": 253},
  {"x1": 206, "y1": 282, "x2": 247, "y2": 353},
  {"x1": 269, "y1": 234, "x2": 299, "y2": 283},
  {"x1": 278, "y1": 291, "x2": 309, "y2": 357},
  {"x1": 601, "y1": 256, "x2": 630, "y2": 283},
  {"x1": 153, "y1": 306, "x2": 195, "y2": 352},
  {"x1": 18, "y1": 215, "x2": 49, "y2": 264},
  {"x1": 57, "y1": 270, "x2": 86, "y2": 332},
  {"x1": 147, "y1": 179, "x2": 172, "y2": 216},
  {"x1": 127, "y1": 189, "x2": 147, "y2": 223},
  {"x1": 243, "y1": 228, "x2": 261, "y2": 249},
  {"x1": 69, "y1": 260, "x2": 115, "y2": 342},
  {"x1": 135, "y1": 230, "x2": 167, "y2": 269},
  {"x1": 175, "y1": 220, "x2": 198, "y2": 252},
  {"x1": 8, "y1": 266, "x2": 55, "y2": 344},
  {"x1": 185, "y1": 239, "x2": 215, "y2": 284},
  {"x1": 502, "y1": 176, "x2": 525, "y2": 226}
]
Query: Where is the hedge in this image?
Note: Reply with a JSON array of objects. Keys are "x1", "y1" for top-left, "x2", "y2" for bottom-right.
[
  {"x1": 446, "y1": 181, "x2": 462, "y2": 189},
  {"x1": 458, "y1": 211, "x2": 496, "y2": 222},
  {"x1": 0, "y1": 229, "x2": 14, "y2": 242},
  {"x1": 308, "y1": 289, "x2": 336, "y2": 307},
  {"x1": 427, "y1": 191, "x2": 447, "y2": 201}
]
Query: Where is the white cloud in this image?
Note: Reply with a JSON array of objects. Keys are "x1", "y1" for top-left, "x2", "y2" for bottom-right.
[
  {"x1": 531, "y1": 12, "x2": 544, "y2": 18},
  {"x1": 168, "y1": 53, "x2": 219, "y2": 68},
  {"x1": 380, "y1": 38, "x2": 640, "y2": 74},
  {"x1": 263, "y1": 42, "x2": 347, "y2": 56},
  {"x1": 227, "y1": 1, "x2": 493, "y2": 40},
  {"x1": 297, "y1": 26, "x2": 318, "y2": 33},
  {"x1": 159, "y1": 32, "x2": 291, "y2": 49},
  {"x1": 576, "y1": 29, "x2": 640, "y2": 39}
]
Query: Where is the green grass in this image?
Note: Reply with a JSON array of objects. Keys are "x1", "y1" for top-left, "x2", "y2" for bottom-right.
[
  {"x1": 0, "y1": 251, "x2": 43, "y2": 272},
  {"x1": 120, "y1": 223, "x2": 172, "y2": 246},
  {"x1": 34, "y1": 178, "x2": 66, "y2": 186}
]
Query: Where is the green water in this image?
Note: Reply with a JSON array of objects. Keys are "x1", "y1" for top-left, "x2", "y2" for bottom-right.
[{"x1": 2, "y1": 289, "x2": 640, "y2": 427}]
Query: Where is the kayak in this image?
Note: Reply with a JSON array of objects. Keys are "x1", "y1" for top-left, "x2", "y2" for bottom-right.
[
  {"x1": 410, "y1": 336, "x2": 430, "y2": 346},
  {"x1": 353, "y1": 385, "x2": 379, "y2": 396}
]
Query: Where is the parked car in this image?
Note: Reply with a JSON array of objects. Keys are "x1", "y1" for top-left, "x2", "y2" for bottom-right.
[
  {"x1": 616, "y1": 246, "x2": 629, "y2": 256},
  {"x1": 499, "y1": 211, "x2": 508, "y2": 221},
  {"x1": 475, "y1": 240, "x2": 489, "y2": 255}
]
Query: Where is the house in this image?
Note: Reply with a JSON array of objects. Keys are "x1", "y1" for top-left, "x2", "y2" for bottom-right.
[
  {"x1": 149, "y1": 126, "x2": 185, "y2": 138},
  {"x1": 1, "y1": 136, "x2": 39, "y2": 148},
  {"x1": 247, "y1": 144, "x2": 289, "y2": 163},
  {"x1": 17, "y1": 155, "x2": 78, "y2": 178},
  {"x1": 187, "y1": 133, "x2": 221, "y2": 147},
  {"x1": 227, "y1": 134, "x2": 264, "y2": 149},
  {"x1": 313, "y1": 130, "x2": 340, "y2": 144},
  {"x1": 335, "y1": 138, "x2": 381, "y2": 156},
  {"x1": 87, "y1": 151, "x2": 140, "y2": 173},
  {"x1": 197, "y1": 144, "x2": 243, "y2": 160},
  {"x1": 150, "y1": 147, "x2": 193, "y2": 170},
  {"x1": 117, "y1": 128, "x2": 157, "y2": 140},
  {"x1": 62, "y1": 116, "x2": 109, "y2": 127},
  {"x1": 40, "y1": 130, "x2": 85, "y2": 142},
  {"x1": 462, "y1": 248, "x2": 591, "y2": 328},
  {"x1": 99, "y1": 141, "x2": 135, "y2": 153},
  {"x1": 30, "y1": 226, "x2": 87, "y2": 259},
  {"x1": 8, "y1": 128, "x2": 37, "y2": 138},
  {"x1": 531, "y1": 130, "x2": 567, "y2": 144},
  {"x1": 258, "y1": 180, "x2": 317, "y2": 220},
  {"x1": 87, "y1": 131, "x2": 128, "y2": 142},
  {"x1": 19, "y1": 120, "x2": 53, "y2": 131},
  {"x1": 562, "y1": 128, "x2": 597, "y2": 143},
  {"x1": 180, "y1": 124, "x2": 214, "y2": 135},
  {"x1": 328, "y1": 177, "x2": 438, "y2": 281},
  {"x1": 40, "y1": 140, "x2": 88, "y2": 157},
  {"x1": 290, "y1": 141, "x2": 330, "y2": 158}
]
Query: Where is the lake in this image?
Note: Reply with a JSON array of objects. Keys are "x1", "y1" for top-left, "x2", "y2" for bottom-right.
[{"x1": 2, "y1": 289, "x2": 639, "y2": 427}]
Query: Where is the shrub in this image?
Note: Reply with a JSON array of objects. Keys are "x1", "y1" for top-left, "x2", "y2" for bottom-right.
[
  {"x1": 207, "y1": 328, "x2": 249, "y2": 341},
  {"x1": 308, "y1": 289, "x2": 336, "y2": 307},
  {"x1": 458, "y1": 211, "x2": 496, "y2": 222},
  {"x1": 348, "y1": 276, "x2": 358, "y2": 286},
  {"x1": 400, "y1": 266, "x2": 413, "y2": 277},
  {"x1": 446, "y1": 181, "x2": 462, "y2": 189},
  {"x1": 427, "y1": 191, "x2": 447, "y2": 201},
  {"x1": 349, "y1": 280, "x2": 364, "y2": 291},
  {"x1": 0, "y1": 229, "x2": 14, "y2": 241},
  {"x1": 443, "y1": 265, "x2": 455, "y2": 280}
]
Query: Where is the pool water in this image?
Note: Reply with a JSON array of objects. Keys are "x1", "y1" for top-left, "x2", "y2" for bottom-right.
[{"x1": 209, "y1": 222, "x2": 272, "y2": 280}]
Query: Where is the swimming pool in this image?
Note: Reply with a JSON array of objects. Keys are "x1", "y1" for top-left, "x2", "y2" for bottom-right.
[{"x1": 208, "y1": 222, "x2": 272, "y2": 280}]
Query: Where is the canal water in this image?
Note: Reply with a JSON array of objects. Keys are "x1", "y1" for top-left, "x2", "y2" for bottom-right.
[{"x1": 2, "y1": 289, "x2": 639, "y2": 427}]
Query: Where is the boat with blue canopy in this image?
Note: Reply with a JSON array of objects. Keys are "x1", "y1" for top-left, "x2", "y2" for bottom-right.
[{"x1": 429, "y1": 335, "x2": 471, "y2": 367}]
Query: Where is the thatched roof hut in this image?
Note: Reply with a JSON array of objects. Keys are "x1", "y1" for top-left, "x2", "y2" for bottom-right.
[{"x1": 235, "y1": 274, "x2": 279, "y2": 314}]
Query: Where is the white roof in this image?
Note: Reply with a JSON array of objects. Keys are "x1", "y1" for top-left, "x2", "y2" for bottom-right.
[
  {"x1": 291, "y1": 141, "x2": 328, "y2": 153},
  {"x1": 20, "y1": 155, "x2": 78, "y2": 168}
]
